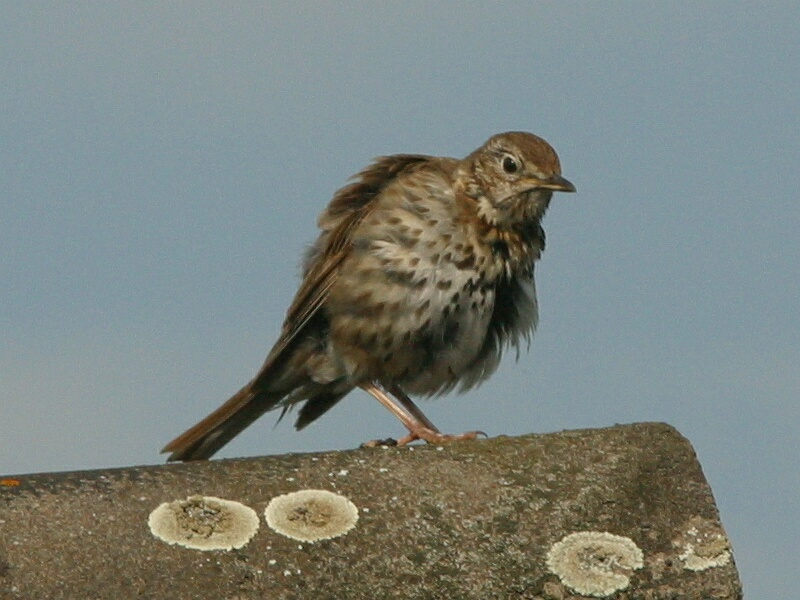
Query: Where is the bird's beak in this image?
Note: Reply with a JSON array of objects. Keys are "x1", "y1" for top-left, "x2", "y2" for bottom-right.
[{"x1": 525, "y1": 174, "x2": 576, "y2": 193}]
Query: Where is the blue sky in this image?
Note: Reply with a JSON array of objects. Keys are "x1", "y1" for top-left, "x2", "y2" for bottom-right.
[{"x1": 2, "y1": 3, "x2": 798, "y2": 596}]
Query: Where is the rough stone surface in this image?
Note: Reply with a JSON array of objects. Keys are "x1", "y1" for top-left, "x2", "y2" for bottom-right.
[{"x1": 0, "y1": 423, "x2": 741, "y2": 599}]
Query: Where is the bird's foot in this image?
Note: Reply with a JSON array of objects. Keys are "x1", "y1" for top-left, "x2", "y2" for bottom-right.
[
  {"x1": 360, "y1": 437, "x2": 398, "y2": 448},
  {"x1": 360, "y1": 429, "x2": 486, "y2": 448},
  {"x1": 395, "y1": 427, "x2": 487, "y2": 446}
]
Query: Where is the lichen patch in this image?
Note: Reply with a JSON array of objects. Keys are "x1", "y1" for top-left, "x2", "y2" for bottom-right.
[
  {"x1": 148, "y1": 495, "x2": 259, "y2": 551},
  {"x1": 545, "y1": 531, "x2": 644, "y2": 597},
  {"x1": 674, "y1": 517, "x2": 732, "y2": 571},
  {"x1": 264, "y1": 489, "x2": 358, "y2": 543}
]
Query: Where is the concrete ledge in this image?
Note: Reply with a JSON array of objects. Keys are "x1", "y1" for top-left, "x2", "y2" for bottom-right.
[{"x1": 0, "y1": 423, "x2": 741, "y2": 599}]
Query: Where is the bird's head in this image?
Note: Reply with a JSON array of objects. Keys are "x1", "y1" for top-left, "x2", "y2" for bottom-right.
[{"x1": 460, "y1": 131, "x2": 575, "y2": 227}]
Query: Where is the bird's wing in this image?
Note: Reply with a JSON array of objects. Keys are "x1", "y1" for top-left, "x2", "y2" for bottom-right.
[
  {"x1": 254, "y1": 154, "x2": 434, "y2": 379},
  {"x1": 160, "y1": 154, "x2": 435, "y2": 460}
]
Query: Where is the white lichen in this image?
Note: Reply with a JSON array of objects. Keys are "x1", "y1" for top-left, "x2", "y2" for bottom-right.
[
  {"x1": 264, "y1": 489, "x2": 358, "y2": 543},
  {"x1": 148, "y1": 495, "x2": 259, "y2": 551},
  {"x1": 675, "y1": 518, "x2": 731, "y2": 571},
  {"x1": 545, "y1": 531, "x2": 644, "y2": 597}
]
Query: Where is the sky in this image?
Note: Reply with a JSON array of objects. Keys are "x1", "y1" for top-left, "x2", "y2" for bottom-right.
[{"x1": 2, "y1": 3, "x2": 798, "y2": 596}]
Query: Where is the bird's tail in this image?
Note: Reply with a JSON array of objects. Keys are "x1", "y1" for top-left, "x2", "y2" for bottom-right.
[{"x1": 161, "y1": 383, "x2": 277, "y2": 461}]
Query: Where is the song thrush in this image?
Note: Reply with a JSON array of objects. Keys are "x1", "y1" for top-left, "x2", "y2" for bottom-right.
[{"x1": 163, "y1": 131, "x2": 575, "y2": 461}]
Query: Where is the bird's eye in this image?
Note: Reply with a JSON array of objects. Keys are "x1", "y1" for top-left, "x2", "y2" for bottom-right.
[{"x1": 502, "y1": 155, "x2": 519, "y2": 174}]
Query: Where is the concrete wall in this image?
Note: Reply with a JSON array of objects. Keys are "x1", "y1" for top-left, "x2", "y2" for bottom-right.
[{"x1": 0, "y1": 423, "x2": 741, "y2": 599}]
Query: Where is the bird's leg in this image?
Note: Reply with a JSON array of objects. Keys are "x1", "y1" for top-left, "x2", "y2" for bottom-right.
[
  {"x1": 359, "y1": 382, "x2": 421, "y2": 433},
  {"x1": 386, "y1": 384, "x2": 440, "y2": 432},
  {"x1": 360, "y1": 383, "x2": 485, "y2": 446}
]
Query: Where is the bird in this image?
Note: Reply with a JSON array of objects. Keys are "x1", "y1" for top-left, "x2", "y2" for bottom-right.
[{"x1": 162, "y1": 131, "x2": 575, "y2": 461}]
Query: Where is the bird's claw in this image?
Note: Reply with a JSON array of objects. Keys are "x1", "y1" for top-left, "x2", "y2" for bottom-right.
[
  {"x1": 360, "y1": 437, "x2": 398, "y2": 448},
  {"x1": 395, "y1": 427, "x2": 487, "y2": 446}
]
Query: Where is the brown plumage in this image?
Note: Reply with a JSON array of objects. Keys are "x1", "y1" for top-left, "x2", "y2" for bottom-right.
[{"x1": 162, "y1": 131, "x2": 575, "y2": 461}]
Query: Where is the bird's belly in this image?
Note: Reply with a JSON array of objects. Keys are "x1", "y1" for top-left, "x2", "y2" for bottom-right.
[
  {"x1": 326, "y1": 210, "x2": 507, "y2": 394},
  {"x1": 328, "y1": 260, "x2": 497, "y2": 394},
  {"x1": 398, "y1": 287, "x2": 495, "y2": 395}
]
